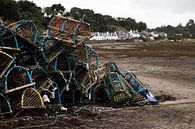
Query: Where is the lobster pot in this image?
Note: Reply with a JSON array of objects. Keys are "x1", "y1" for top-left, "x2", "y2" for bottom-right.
[
  {"x1": 0, "y1": 93, "x2": 12, "y2": 114},
  {"x1": 57, "y1": 44, "x2": 88, "y2": 71},
  {"x1": 0, "y1": 51, "x2": 15, "y2": 79},
  {"x1": 21, "y1": 88, "x2": 45, "y2": 109},
  {"x1": 48, "y1": 16, "x2": 91, "y2": 47},
  {"x1": 3, "y1": 66, "x2": 34, "y2": 110},
  {"x1": 8, "y1": 20, "x2": 38, "y2": 46},
  {"x1": 73, "y1": 44, "x2": 89, "y2": 65},
  {"x1": 79, "y1": 64, "x2": 106, "y2": 95},
  {"x1": 4, "y1": 66, "x2": 32, "y2": 93},
  {"x1": 73, "y1": 64, "x2": 89, "y2": 91},
  {"x1": 92, "y1": 83, "x2": 107, "y2": 102},
  {"x1": 123, "y1": 72, "x2": 148, "y2": 101},
  {"x1": 58, "y1": 50, "x2": 75, "y2": 71},
  {"x1": 8, "y1": 20, "x2": 39, "y2": 66},
  {"x1": 30, "y1": 67, "x2": 49, "y2": 90},
  {"x1": 49, "y1": 70, "x2": 67, "y2": 94},
  {"x1": 39, "y1": 36, "x2": 64, "y2": 65},
  {"x1": 31, "y1": 70, "x2": 61, "y2": 105},
  {"x1": 0, "y1": 26, "x2": 19, "y2": 53},
  {"x1": 103, "y1": 72, "x2": 137, "y2": 103}
]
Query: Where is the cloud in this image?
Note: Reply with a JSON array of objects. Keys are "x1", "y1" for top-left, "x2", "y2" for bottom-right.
[{"x1": 131, "y1": 0, "x2": 195, "y2": 14}]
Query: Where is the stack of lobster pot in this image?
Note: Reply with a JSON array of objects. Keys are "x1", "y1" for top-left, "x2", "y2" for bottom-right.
[
  {"x1": 0, "y1": 16, "x2": 158, "y2": 116},
  {"x1": 0, "y1": 21, "x2": 45, "y2": 115}
]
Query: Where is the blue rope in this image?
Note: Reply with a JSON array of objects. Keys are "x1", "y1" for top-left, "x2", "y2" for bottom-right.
[
  {"x1": 72, "y1": 24, "x2": 81, "y2": 43},
  {"x1": 48, "y1": 16, "x2": 55, "y2": 35},
  {"x1": 61, "y1": 20, "x2": 67, "y2": 33}
]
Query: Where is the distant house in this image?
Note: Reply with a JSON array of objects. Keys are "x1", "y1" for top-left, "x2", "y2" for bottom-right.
[
  {"x1": 150, "y1": 31, "x2": 168, "y2": 40},
  {"x1": 140, "y1": 31, "x2": 150, "y2": 38},
  {"x1": 159, "y1": 32, "x2": 168, "y2": 39},
  {"x1": 128, "y1": 30, "x2": 141, "y2": 39},
  {"x1": 90, "y1": 30, "x2": 167, "y2": 41},
  {"x1": 90, "y1": 32, "x2": 119, "y2": 40},
  {"x1": 117, "y1": 31, "x2": 128, "y2": 40},
  {"x1": 150, "y1": 31, "x2": 159, "y2": 38},
  {"x1": 109, "y1": 32, "x2": 119, "y2": 40}
]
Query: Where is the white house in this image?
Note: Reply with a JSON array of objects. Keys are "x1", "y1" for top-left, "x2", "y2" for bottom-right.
[
  {"x1": 117, "y1": 31, "x2": 128, "y2": 40},
  {"x1": 90, "y1": 32, "x2": 119, "y2": 40},
  {"x1": 108, "y1": 32, "x2": 119, "y2": 40},
  {"x1": 128, "y1": 30, "x2": 141, "y2": 39},
  {"x1": 150, "y1": 32, "x2": 159, "y2": 38},
  {"x1": 90, "y1": 31, "x2": 167, "y2": 41}
]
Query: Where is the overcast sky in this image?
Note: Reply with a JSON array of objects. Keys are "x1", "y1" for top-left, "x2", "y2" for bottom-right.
[{"x1": 25, "y1": 0, "x2": 195, "y2": 28}]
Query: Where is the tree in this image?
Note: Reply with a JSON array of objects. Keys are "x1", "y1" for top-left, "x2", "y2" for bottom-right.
[
  {"x1": 137, "y1": 22, "x2": 147, "y2": 31},
  {"x1": 186, "y1": 19, "x2": 194, "y2": 27},
  {"x1": 17, "y1": 0, "x2": 43, "y2": 27},
  {"x1": 0, "y1": 0, "x2": 19, "y2": 22},
  {"x1": 93, "y1": 13, "x2": 108, "y2": 32},
  {"x1": 44, "y1": 4, "x2": 66, "y2": 18}
]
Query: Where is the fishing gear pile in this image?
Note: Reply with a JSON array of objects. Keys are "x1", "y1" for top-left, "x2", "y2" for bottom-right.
[{"x1": 0, "y1": 16, "x2": 158, "y2": 115}]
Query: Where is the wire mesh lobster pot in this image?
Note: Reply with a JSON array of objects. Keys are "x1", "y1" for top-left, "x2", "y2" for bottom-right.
[
  {"x1": 38, "y1": 36, "x2": 64, "y2": 65},
  {"x1": 0, "y1": 26, "x2": 19, "y2": 55},
  {"x1": 48, "y1": 16, "x2": 91, "y2": 47},
  {"x1": 0, "y1": 51, "x2": 15, "y2": 79},
  {"x1": 103, "y1": 72, "x2": 138, "y2": 103},
  {"x1": 0, "y1": 93, "x2": 13, "y2": 115}
]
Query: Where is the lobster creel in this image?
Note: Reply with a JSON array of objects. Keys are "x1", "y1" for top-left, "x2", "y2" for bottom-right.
[
  {"x1": 103, "y1": 72, "x2": 138, "y2": 103},
  {"x1": 8, "y1": 19, "x2": 38, "y2": 46},
  {"x1": 48, "y1": 16, "x2": 91, "y2": 47}
]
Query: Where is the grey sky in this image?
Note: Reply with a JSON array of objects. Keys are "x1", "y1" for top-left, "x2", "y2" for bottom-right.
[{"x1": 25, "y1": 0, "x2": 195, "y2": 28}]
